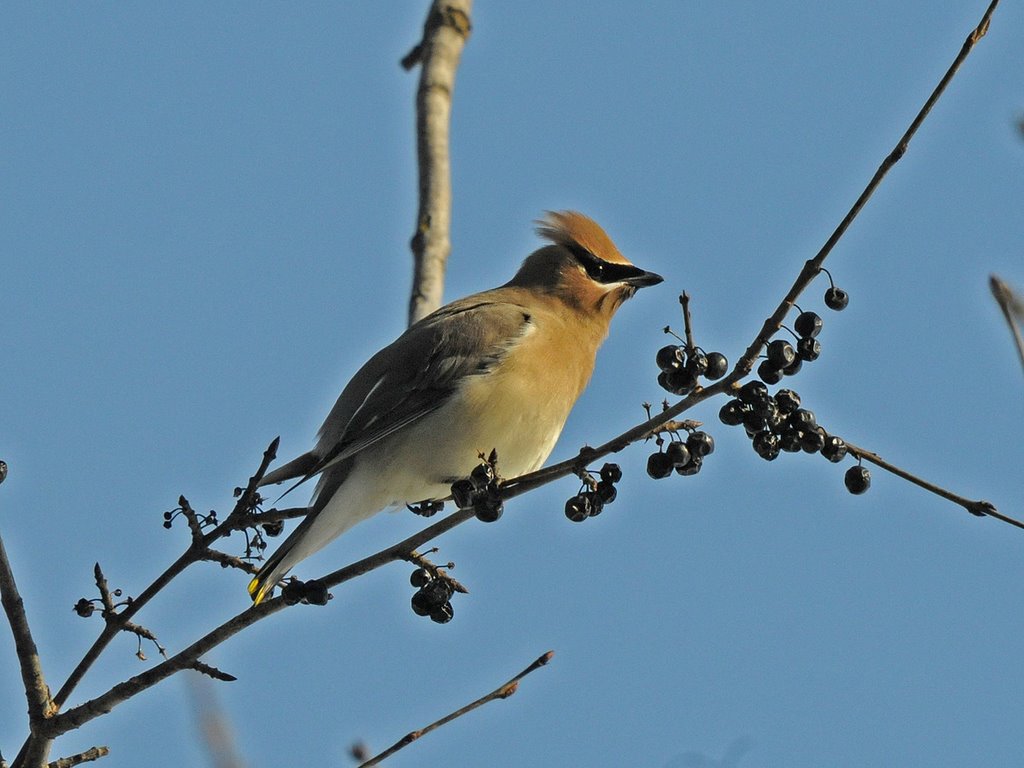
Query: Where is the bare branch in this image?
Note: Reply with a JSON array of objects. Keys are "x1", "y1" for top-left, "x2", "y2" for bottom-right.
[
  {"x1": 0, "y1": 531, "x2": 54, "y2": 726},
  {"x1": 843, "y1": 440, "x2": 1010, "y2": 525},
  {"x1": 46, "y1": 748, "x2": 109, "y2": 768},
  {"x1": 357, "y1": 651, "x2": 554, "y2": 767},
  {"x1": 990, "y1": 274, "x2": 1024, "y2": 376},
  {"x1": 404, "y1": 0, "x2": 474, "y2": 326},
  {"x1": 49, "y1": 437, "x2": 278, "y2": 712}
]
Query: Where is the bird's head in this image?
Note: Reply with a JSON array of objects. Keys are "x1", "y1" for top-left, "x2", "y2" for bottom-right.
[{"x1": 509, "y1": 211, "x2": 663, "y2": 321}]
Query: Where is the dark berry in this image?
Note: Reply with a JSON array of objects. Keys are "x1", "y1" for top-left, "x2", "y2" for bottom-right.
[
  {"x1": 686, "y1": 351, "x2": 708, "y2": 376},
  {"x1": 719, "y1": 399, "x2": 747, "y2": 426},
  {"x1": 469, "y1": 462, "x2": 495, "y2": 490},
  {"x1": 599, "y1": 463, "x2": 622, "y2": 484},
  {"x1": 596, "y1": 481, "x2": 618, "y2": 504},
  {"x1": 752, "y1": 431, "x2": 780, "y2": 461},
  {"x1": 162, "y1": 520, "x2": 173, "y2": 529},
  {"x1": 304, "y1": 579, "x2": 329, "y2": 606},
  {"x1": 584, "y1": 491, "x2": 605, "y2": 517},
  {"x1": 741, "y1": 409, "x2": 766, "y2": 435},
  {"x1": 450, "y1": 478, "x2": 476, "y2": 509},
  {"x1": 825, "y1": 286, "x2": 849, "y2": 311},
  {"x1": 676, "y1": 455, "x2": 703, "y2": 476},
  {"x1": 704, "y1": 351, "x2": 728, "y2": 380},
  {"x1": 767, "y1": 339, "x2": 796, "y2": 370},
  {"x1": 73, "y1": 598, "x2": 95, "y2": 618},
  {"x1": 282, "y1": 580, "x2": 306, "y2": 606},
  {"x1": 410, "y1": 568, "x2": 432, "y2": 588},
  {"x1": 647, "y1": 452, "x2": 674, "y2": 479},
  {"x1": 162, "y1": 511, "x2": 173, "y2": 521},
  {"x1": 797, "y1": 337, "x2": 821, "y2": 362},
  {"x1": 821, "y1": 435, "x2": 848, "y2": 463},
  {"x1": 665, "y1": 441, "x2": 691, "y2": 468},
  {"x1": 779, "y1": 428, "x2": 803, "y2": 453},
  {"x1": 430, "y1": 602, "x2": 454, "y2": 624},
  {"x1": 412, "y1": 580, "x2": 452, "y2": 615},
  {"x1": 757, "y1": 360, "x2": 783, "y2": 385},
  {"x1": 686, "y1": 431, "x2": 715, "y2": 457},
  {"x1": 660, "y1": 366, "x2": 698, "y2": 396},
  {"x1": 656, "y1": 344, "x2": 684, "y2": 372},
  {"x1": 775, "y1": 389, "x2": 801, "y2": 414},
  {"x1": 782, "y1": 356, "x2": 803, "y2": 377},
  {"x1": 262, "y1": 520, "x2": 284, "y2": 537},
  {"x1": 844, "y1": 465, "x2": 871, "y2": 494},
  {"x1": 794, "y1": 311, "x2": 823, "y2": 338},
  {"x1": 738, "y1": 380, "x2": 770, "y2": 407},
  {"x1": 800, "y1": 429, "x2": 825, "y2": 454},
  {"x1": 788, "y1": 409, "x2": 817, "y2": 432},
  {"x1": 763, "y1": 400, "x2": 785, "y2": 433},
  {"x1": 474, "y1": 487, "x2": 504, "y2": 522},
  {"x1": 565, "y1": 495, "x2": 591, "y2": 522}
]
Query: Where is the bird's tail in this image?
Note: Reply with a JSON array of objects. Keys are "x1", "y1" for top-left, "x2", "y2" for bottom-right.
[{"x1": 247, "y1": 518, "x2": 312, "y2": 604}]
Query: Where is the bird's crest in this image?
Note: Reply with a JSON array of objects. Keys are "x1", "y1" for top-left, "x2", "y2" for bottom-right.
[{"x1": 537, "y1": 211, "x2": 629, "y2": 265}]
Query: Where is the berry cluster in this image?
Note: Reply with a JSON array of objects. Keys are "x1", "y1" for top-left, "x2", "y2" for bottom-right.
[
  {"x1": 757, "y1": 311, "x2": 823, "y2": 384},
  {"x1": 719, "y1": 383, "x2": 846, "y2": 461},
  {"x1": 450, "y1": 455, "x2": 503, "y2": 523},
  {"x1": 281, "y1": 578, "x2": 330, "y2": 606},
  {"x1": 409, "y1": 567, "x2": 456, "y2": 624},
  {"x1": 719, "y1": 383, "x2": 870, "y2": 494},
  {"x1": 646, "y1": 429, "x2": 715, "y2": 479},
  {"x1": 564, "y1": 463, "x2": 622, "y2": 522},
  {"x1": 756, "y1": 273, "x2": 849, "y2": 385},
  {"x1": 656, "y1": 342, "x2": 728, "y2": 397}
]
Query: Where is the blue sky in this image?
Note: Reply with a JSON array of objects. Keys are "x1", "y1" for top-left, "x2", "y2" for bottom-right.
[{"x1": 2, "y1": 3, "x2": 1023, "y2": 767}]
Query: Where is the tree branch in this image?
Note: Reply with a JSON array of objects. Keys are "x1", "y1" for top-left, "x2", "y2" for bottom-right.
[
  {"x1": 403, "y1": 0, "x2": 473, "y2": 326},
  {"x1": 990, "y1": 274, "x2": 1024, "y2": 376},
  {"x1": 0, "y1": 531, "x2": 54, "y2": 728},
  {"x1": 46, "y1": 747, "x2": 109, "y2": 768},
  {"x1": 357, "y1": 650, "x2": 554, "y2": 767}
]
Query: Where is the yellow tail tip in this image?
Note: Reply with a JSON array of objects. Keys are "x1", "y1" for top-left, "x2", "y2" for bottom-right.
[{"x1": 248, "y1": 576, "x2": 270, "y2": 605}]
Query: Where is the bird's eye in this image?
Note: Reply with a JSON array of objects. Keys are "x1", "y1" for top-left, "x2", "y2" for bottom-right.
[{"x1": 585, "y1": 260, "x2": 605, "y2": 280}]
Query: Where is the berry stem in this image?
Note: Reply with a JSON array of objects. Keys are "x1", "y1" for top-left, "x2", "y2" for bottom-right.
[{"x1": 679, "y1": 292, "x2": 696, "y2": 352}]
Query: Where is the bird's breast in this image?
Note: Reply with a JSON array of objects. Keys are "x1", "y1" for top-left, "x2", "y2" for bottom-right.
[{"x1": 392, "y1": 315, "x2": 598, "y2": 493}]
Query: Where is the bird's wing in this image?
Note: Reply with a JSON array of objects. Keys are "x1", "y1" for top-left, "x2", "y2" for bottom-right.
[{"x1": 286, "y1": 296, "x2": 534, "y2": 493}]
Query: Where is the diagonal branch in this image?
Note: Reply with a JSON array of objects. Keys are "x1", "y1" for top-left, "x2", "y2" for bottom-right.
[
  {"x1": 0, "y1": 532, "x2": 54, "y2": 725},
  {"x1": 843, "y1": 440, "x2": 1013, "y2": 525},
  {"x1": 357, "y1": 650, "x2": 554, "y2": 767},
  {"x1": 990, "y1": 274, "x2": 1024, "y2": 376}
]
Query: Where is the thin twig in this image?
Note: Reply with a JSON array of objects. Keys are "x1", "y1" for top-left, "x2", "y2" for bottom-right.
[
  {"x1": 357, "y1": 651, "x2": 554, "y2": 768},
  {"x1": 843, "y1": 440, "x2": 1010, "y2": 525},
  {"x1": 990, "y1": 274, "x2": 1024, "y2": 376},
  {"x1": 49, "y1": 437, "x2": 278, "y2": 711},
  {"x1": 46, "y1": 748, "x2": 109, "y2": 768},
  {"x1": 679, "y1": 292, "x2": 696, "y2": 350},
  {"x1": 404, "y1": 0, "x2": 473, "y2": 326}
]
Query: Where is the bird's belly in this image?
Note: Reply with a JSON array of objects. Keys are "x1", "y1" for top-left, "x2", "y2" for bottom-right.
[{"x1": 376, "y1": 368, "x2": 580, "y2": 503}]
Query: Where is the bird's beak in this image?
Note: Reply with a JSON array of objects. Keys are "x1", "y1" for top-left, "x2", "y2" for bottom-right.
[{"x1": 623, "y1": 268, "x2": 663, "y2": 288}]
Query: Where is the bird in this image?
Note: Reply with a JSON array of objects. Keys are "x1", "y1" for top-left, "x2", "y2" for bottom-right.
[{"x1": 248, "y1": 211, "x2": 662, "y2": 603}]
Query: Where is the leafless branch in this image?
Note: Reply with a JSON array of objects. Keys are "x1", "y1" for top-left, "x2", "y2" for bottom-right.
[
  {"x1": 0, "y1": 532, "x2": 54, "y2": 727},
  {"x1": 357, "y1": 651, "x2": 554, "y2": 767},
  {"x1": 46, "y1": 748, "x2": 109, "y2": 768},
  {"x1": 843, "y1": 440, "x2": 1010, "y2": 524},
  {"x1": 403, "y1": 0, "x2": 473, "y2": 326},
  {"x1": 990, "y1": 274, "x2": 1024, "y2": 376}
]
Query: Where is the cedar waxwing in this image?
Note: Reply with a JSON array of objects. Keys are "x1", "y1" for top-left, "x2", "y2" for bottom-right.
[{"x1": 248, "y1": 211, "x2": 662, "y2": 603}]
